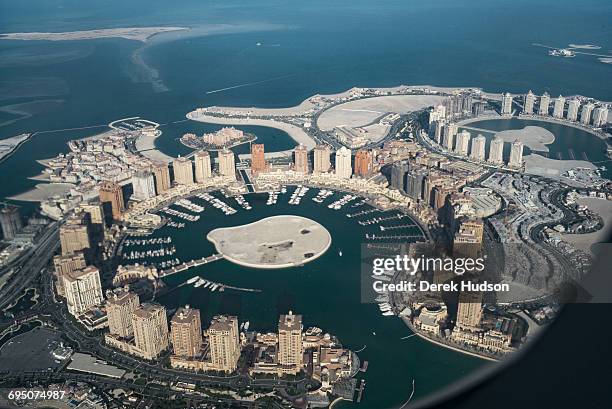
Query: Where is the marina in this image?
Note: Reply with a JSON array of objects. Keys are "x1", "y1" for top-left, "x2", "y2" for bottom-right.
[
  {"x1": 347, "y1": 208, "x2": 378, "y2": 218},
  {"x1": 288, "y1": 185, "x2": 310, "y2": 205},
  {"x1": 173, "y1": 198, "x2": 205, "y2": 213},
  {"x1": 187, "y1": 277, "x2": 260, "y2": 293},
  {"x1": 196, "y1": 192, "x2": 237, "y2": 215},
  {"x1": 379, "y1": 223, "x2": 416, "y2": 231},
  {"x1": 109, "y1": 186, "x2": 470, "y2": 407},
  {"x1": 312, "y1": 189, "x2": 334, "y2": 203},
  {"x1": 160, "y1": 207, "x2": 200, "y2": 222},
  {"x1": 158, "y1": 254, "x2": 223, "y2": 277},
  {"x1": 122, "y1": 246, "x2": 177, "y2": 261},
  {"x1": 266, "y1": 191, "x2": 280, "y2": 205},
  {"x1": 328, "y1": 194, "x2": 358, "y2": 210},
  {"x1": 123, "y1": 236, "x2": 172, "y2": 247},
  {"x1": 359, "y1": 213, "x2": 408, "y2": 226},
  {"x1": 234, "y1": 194, "x2": 252, "y2": 210}
]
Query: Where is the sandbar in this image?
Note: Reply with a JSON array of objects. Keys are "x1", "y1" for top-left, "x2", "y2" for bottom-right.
[
  {"x1": 493, "y1": 126, "x2": 555, "y2": 152},
  {"x1": 0, "y1": 27, "x2": 188, "y2": 43}
]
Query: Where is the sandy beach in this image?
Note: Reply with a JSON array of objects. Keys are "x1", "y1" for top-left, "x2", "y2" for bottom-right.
[{"x1": 134, "y1": 130, "x2": 174, "y2": 163}]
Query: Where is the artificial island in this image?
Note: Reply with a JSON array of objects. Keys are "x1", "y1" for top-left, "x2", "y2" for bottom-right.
[
  {"x1": 207, "y1": 215, "x2": 332, "y2": 269},
  {"x1": 180, "y1": 127, "x2": 257, "y2": 151},
  {"x1": 1, "y1": 84, "x2": 611, "y2": 408}
]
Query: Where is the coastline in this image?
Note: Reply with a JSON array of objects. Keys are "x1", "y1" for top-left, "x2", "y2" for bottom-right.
[
  {"x1": 400, "y1": 317, "x2": 499, "y2": 362},
  {"x1": 198, "y1": 85, "x2": 484, "y2": 118},
  {"x1": 134, "y1": 129, "x2": 174, "y2": 163},
  {"x1": 329, "y1": 397, "x2": 349, "y2": 408}
]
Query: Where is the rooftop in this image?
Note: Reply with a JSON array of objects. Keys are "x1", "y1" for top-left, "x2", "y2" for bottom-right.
[{"x1": 67, "y1": 352, "x2": 126, "y2": 378}]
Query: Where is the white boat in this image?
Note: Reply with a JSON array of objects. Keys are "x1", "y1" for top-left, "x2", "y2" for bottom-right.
[
  {"x1": 244, "y1": 321, "x2": 250, "y2": 331},
  {"x1": 338, "y1": 250, "x2": 343, "y2": 257},
  {"x1": 186, "y1": 277, "x2": 199, "y2": 284},
  {"x1": 382, "y1": 311, "x2": 395, "y2": 316}
]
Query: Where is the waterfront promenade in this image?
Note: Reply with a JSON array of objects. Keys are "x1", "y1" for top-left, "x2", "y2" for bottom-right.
[{"x1": 400, "y1": 317, "x2": 500, "y2": 362}]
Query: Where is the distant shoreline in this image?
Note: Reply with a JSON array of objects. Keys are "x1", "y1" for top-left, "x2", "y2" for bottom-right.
[{"x1": 0, "y1": 26, "x2": 188, "y2": 43}]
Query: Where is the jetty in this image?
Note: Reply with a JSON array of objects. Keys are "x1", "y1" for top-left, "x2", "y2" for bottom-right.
[
  {"x1": 356, "y1": 379, "x2": 366, "y2": 403},
  {"x1": 366, "y1": 233, "x2": 424, "y2": 241},
  {"x1": 346, "y1": 208, "x2": 378, "y2": 218},
  {"x1": 159, "y1": 254, "x2": 223, "y2": 277},
  {"x1": 379, "y1": 223, "x2": 416, "y2": 231},
  {"x1": 359, "y1": 213, "x2": 407, "y2": 225}
]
